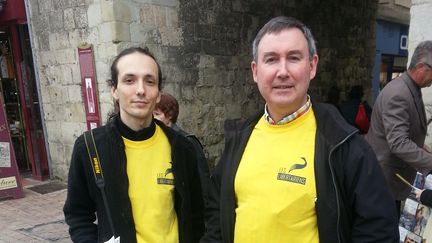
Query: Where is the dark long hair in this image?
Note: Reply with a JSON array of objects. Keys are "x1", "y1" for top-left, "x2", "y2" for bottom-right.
[{"x1": 107, "y1": 46, "x2": 163, "y2": 90}]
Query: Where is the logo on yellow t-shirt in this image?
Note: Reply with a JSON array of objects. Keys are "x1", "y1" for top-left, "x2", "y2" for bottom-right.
[
  {"x1": 157, "y1": 162, "x2": 174, "y2": 185},
  {"x1": 277, "y1": 157, "x2": 308, "y2": 185}
]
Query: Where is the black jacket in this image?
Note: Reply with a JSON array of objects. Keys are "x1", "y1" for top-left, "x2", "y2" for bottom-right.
[
  {"x1": 172, "y1": 124, "x2": 212, "y2": 227},
  {"x1": 204, "y1": 102, "x2": 398, "y2": 243},
  {"x1": 63, "y1": 116, "x2": 205, "y2": 243},
  {"x1": 171, "y1": 123, "x2": 211, "y2": 205}
]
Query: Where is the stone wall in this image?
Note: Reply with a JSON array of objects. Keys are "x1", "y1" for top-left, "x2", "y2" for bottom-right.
[
  {"x1": 26, "y1": 0, "x2": 378, "y2": 180},
  {"x1": 26, "y1": 0, "x2": 90, "y2": 180},
  {"x1": 409, "y1": 0, "x2": 432, "y2": 147},
  {"x1": 174, "y1": 0, "x2": 378, "y2": 166}
]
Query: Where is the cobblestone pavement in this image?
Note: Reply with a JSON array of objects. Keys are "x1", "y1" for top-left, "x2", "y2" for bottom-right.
[{"x1": 0, "y1": 181, "x2": 71, "y2": 243}]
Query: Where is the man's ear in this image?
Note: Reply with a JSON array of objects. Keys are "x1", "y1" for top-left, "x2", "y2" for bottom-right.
[
  {"x1": 111, "y1": 86, "x2": 118, "y2": 100},
  {"x1": 156, "y1": 92, "x2": 161, "y2": 103},
  {"x1": 309, "y1": 54, "x2": 319, "y2": 80},
  {"x1": 251, "y1": 61, "x2": 258, "y2": 83}
]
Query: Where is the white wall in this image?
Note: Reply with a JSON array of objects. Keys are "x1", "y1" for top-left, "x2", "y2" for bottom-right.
[{"x1": 409, "y1": 0, "x2": 432, "y2": 147}]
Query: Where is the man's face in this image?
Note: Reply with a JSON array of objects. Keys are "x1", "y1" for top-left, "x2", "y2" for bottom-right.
[
  {"x1": 251, "y1": 28, "x2": 318, "y2": 120},
  {"x1": 419, "y1": 62, "x2": 432, "y2": 88},
  {"x1": 112, "y1": 52, "x2": 160, "y2": 128}
]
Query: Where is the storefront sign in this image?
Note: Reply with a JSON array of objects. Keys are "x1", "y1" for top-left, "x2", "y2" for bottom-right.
[
  {"x1": 78, "y1": 43, "x2": 101, "y2": 130},
  {"x1": 0, "y1": 96, "x2": 23, "y2": 199},
  {"x1": 400, "y1": 34, "x2": 408, "y2": 50},
  {"x1": 0, "y1": 176, "x2": 17, "y2": 190}
]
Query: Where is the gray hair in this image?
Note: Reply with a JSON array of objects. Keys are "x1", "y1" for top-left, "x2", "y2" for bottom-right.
[
  {"x1": 408, "y1": 40, "x2": 432, "y2": 69},
  {"x1": 252, "y1": 16, "x2": 317, "y2": 61}
]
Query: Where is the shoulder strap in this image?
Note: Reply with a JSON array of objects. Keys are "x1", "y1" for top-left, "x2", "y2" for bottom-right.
[
  {"x1": 84, "y1": 130, "x2": 105, "y2": 187},
  {"x1": 83, "y1": 130, "x2": 117, "y2": 238}
]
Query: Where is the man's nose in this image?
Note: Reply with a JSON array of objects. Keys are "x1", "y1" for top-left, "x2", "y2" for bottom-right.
[
  {"x1": 136, "y1": 80, "x2": 145, "y2": 95},
  {"x1": 277, "y1": 59, "x2": 289, "y2": 78}
]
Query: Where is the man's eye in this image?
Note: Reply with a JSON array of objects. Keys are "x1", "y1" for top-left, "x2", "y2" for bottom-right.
[
  {"x1": 289, "y1": 56, "x2": 301, "y2": 61},
  {"x1": 264, "y1": 57, "x2": 276, "y2": 63}
]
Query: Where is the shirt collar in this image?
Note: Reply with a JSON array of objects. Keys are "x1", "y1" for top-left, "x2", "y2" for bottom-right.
[{"x1": 264, "y1": 95, "x2": 311, "y2": 125}]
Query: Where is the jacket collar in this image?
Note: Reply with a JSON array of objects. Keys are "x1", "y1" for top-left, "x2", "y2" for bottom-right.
[
  {"x1": 107, "y1": 114, "x2": 179, "y2": 141},
  {"x1": 224, "y1": 101, "x2": 357, "y2": 147},
  {"x1": 402, "y1": 72, "x2": 427, "y2": 130}
]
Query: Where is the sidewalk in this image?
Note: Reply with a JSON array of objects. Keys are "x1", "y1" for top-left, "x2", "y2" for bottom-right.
[{"x1": 0, "y1": 178, "x2": 71, "y2": 243}]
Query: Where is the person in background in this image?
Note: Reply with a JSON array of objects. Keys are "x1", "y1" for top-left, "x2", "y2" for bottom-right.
[
  {"x1": 153, "y1": 92, "x2": 211, "y2": 224},
  {"x1": 339, "y1": 85, "x2": 372, "y2": 134},
  {"x1": 154, "y1": 92, "x2": 190, "y2": 134},
  {"x1": 204, "y1": 16, "x2": 398, "y2": 243},
  {"x1": 64, "y1": 47, "x2": 205, "y2": 243},
  {"x1": 326, "y1": 84, "x2": 341, "y2": 110},
  {"x1": 366, "y1": 40, "x2": 432, "y2": 216}
]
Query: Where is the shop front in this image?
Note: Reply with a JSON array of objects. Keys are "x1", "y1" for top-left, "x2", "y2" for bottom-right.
[
  {"x1": 0, "y1": 0, "x2": 49, "y2": 189},
  {"x1": 372, "y1": 19, "x2": 409, "y2": 100}
]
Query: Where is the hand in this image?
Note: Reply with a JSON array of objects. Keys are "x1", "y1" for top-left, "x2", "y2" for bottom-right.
[
  {"x1": 405, "y1": 238, "x2": 415, "y2": 243},
  {"x1": 415, "y1": 189, "x2": 425, "y2": 201},
  {"x1": 424, "y1": 144, "x2": 432, "y2": 153}
]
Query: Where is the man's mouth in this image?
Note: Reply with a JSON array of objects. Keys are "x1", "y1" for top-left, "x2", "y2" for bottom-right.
[
  {"x1": 273, "y1": 85, "x2": 294, "y2": 89},
  {"x1": 132, "y1": 100, "x2": 148, "y2": 105}
]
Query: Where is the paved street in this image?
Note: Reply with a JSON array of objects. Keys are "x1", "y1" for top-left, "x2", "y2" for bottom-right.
[{"x1": 0, "y1": 179, "x2": 71, "y2": 243}]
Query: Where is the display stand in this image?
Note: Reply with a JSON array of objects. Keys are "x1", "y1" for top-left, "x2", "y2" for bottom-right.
[
  {"x1": 0, "y1": 93, "x2": 23, "y2": 199},
  {"x1": 78, "y1": 43, "x2": 101, "y2": 130}
]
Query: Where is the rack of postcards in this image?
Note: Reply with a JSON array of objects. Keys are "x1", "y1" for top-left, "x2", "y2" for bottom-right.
[{"x1": 399, "y1": 173, "x2": 432, "y2": 242}]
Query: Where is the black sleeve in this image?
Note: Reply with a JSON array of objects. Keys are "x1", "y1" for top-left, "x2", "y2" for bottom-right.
[
  {"x1": 186, "y1": 135, "x2": 212, "y2": 226},
  {"x1": 187, "y1": 135, "x2": 211, "y2": 203},
  {"x1": 63, "y1": 137, "x2": 98, "y2": 243},
  {"x1": 179, "y1": 139, "x2": 206, "y2": 243},
  {"x1": 343, "y1": 136, "x2": 399, "y2": 242},
  {"x1": 420, "y1": 190, "x2": 432, "y2": 207},
  {"x1": 200, "y1": 155, "x2": 223, "y2": 243}
]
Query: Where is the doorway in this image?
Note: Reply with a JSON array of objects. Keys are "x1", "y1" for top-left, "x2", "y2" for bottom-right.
[
  {"x1": 379, "y1": 54, "x2": 407, "y2": 89},
  {"x1": 0, "y1": 24, "x2": 49, "y2": 180}
]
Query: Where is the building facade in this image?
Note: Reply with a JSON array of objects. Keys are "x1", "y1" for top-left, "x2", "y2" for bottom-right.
[
  {"x1": 0, "y1": 0, "x2": 49, "y2": 187},
  {"x1": 0, "y1": 0, "x2": 378, "y2": 181},
  {"x1": 373, "y1": 0, "x2": 410, "y2": 100}
]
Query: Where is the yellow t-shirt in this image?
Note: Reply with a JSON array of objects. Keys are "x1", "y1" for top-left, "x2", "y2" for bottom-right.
[
  {"x1": 124, "y1": 125, "x2": 179, "y2": 243},
  {"x1": 234, "y1": 109, "x2": 319, "y2": 243}
]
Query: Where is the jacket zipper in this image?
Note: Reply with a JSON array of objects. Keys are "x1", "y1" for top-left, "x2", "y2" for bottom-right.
[{"x1": 328, "y1": 130, "x2": 357, "y2": 243}]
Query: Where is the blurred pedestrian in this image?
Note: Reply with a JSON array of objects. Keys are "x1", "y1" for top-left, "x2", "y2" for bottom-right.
[
  {"x1": 339, "y1": 85, "x2": 372, "y2": 134},
  {"x1": 366, "y1": 40, "x2": 432, "y2": 216}
]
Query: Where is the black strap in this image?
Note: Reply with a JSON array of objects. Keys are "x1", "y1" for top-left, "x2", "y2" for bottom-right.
[{"x1": 84, "y1": 130, "x2": 117, "y2": 238}]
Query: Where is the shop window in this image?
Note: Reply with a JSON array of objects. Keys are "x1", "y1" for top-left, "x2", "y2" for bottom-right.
[{"x1": 0, "y1": 35, "x2": 29, "y2": 172}]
